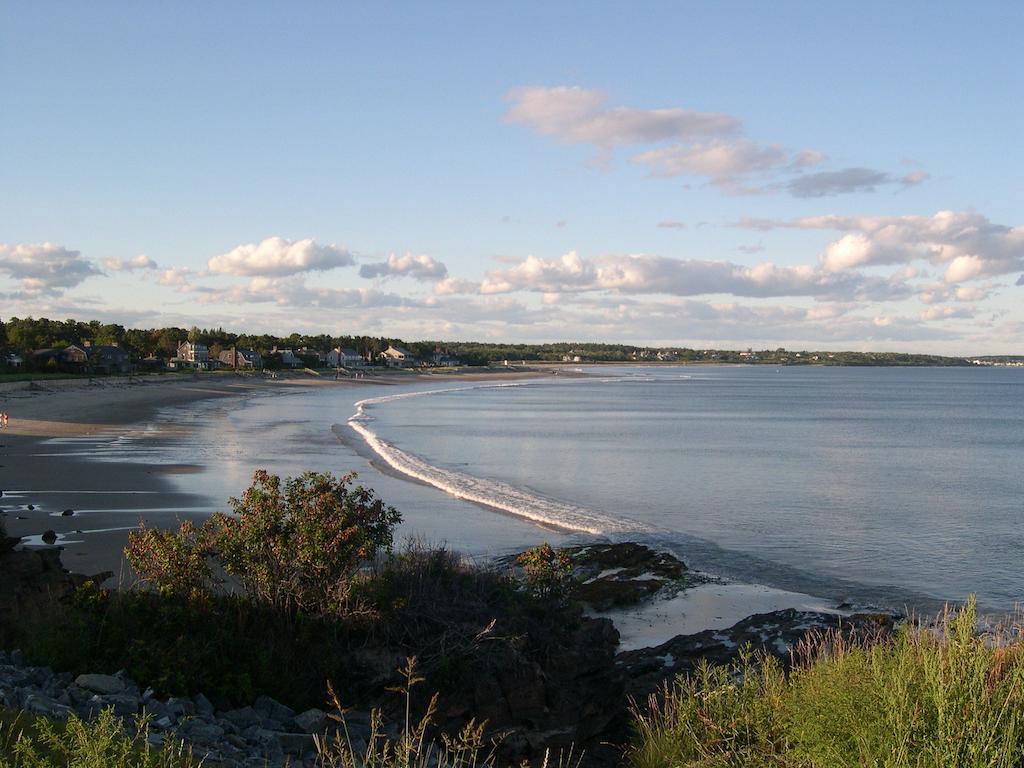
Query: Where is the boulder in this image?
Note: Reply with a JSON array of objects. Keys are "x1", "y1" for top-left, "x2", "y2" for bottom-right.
[
  {"x1": 293, "y1": 707, "x2": 328, "y2": 734},
  {"x1": 74, "y1": 673, "x2": 126, "y2": 695}
]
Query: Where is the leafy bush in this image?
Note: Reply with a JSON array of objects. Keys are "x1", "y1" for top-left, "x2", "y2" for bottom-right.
[
  {"x1": 212, "y1": 470, "x2": 401, "y2": 613},
  {"x1": 126, "y1": 470, "x2": 401, "y2": 613},
  {"x1": 123, "y1": 520, "x2": 212, "y2": 600},
  {"x1": 626, "y1": 598, "x2": 1024, "y2": 768},
  {"x1": 516, "y1": 543, "x2": 573, "y2": 602},
  {"x1": 0, "y1": 707, "x2": 198, "y2": 768}
]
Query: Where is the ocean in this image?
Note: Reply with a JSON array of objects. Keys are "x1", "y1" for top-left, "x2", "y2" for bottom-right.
[{"x1": 145, "y1": 365, "x2": 1023, "y2": 615}]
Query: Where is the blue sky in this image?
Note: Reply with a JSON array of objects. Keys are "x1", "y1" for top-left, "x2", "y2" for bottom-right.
[{"x1": 2, "y1": 2, "x2": 1022, "y2": 352}]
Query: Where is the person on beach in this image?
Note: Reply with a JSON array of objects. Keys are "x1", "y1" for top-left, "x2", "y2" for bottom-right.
[{"x1": 1, "y1": 412, "x2": 8, "y2": 429}]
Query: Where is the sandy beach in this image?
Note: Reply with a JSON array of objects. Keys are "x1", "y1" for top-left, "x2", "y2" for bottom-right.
[{"x1": 0, "y1": 368, "x2": 551, "y2": 579}]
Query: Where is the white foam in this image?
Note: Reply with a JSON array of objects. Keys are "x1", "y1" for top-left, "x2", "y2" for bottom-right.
[{"x1": 347, "y1": 383, "x2": 649, "y2": 535}]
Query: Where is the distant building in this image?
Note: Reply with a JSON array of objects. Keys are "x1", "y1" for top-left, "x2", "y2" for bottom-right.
[
  {"x1": 169, "y1": 341, "x2": 209, "y2": 370},
  {"x1": 177, "y1": 342, "x2": 209, "y2": 364},
  {"x1": 327, "y1": 347, "x2": 365, "y2": 367},
  {"x1": 2, "y1": 351, "x2": 23, "y2": 369},
  {"x1": 88, "y1": 343, "x2": 130, "y2": 374},
  {"x1": 431, "y1": 350, "x2": 461, "y2": 367},
  {"x1": 380, "y1": 345, "x2": 416, "y2": 367},
  {"x1": 219, "y1": 348, "x2": 263, "y2": 369},
  {"x1": 296, "y1": 347, "x2": 326, "y2": 365},
  {"x1": 271, "y1": 347, "x2": 304, "y2": 368}
]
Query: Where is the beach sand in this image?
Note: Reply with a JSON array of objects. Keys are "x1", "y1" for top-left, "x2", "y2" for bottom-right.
[{"x1": 0, "y1": 369, "x2": 550, "y2": 579}]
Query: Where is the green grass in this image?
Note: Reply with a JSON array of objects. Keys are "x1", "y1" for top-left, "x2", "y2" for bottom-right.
[
  {"x1": 626, "y1": 598, "x2": 1024, "y2": 768},
  {"x1": 0, "y1": 708, "x2": 198, "y2": 767},
  {"x1": 0, "y1": 373, "x2": 90, "y2": 383}
]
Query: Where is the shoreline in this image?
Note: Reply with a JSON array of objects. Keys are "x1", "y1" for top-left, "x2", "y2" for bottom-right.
[
  {"x1": 0, "y1": 368, "x2": 553, "y2": 579},
  {"x1": 0, "y1": 365, "x2": 893, "y2": 650}
]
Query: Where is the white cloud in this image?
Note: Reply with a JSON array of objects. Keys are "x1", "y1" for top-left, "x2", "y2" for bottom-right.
[
  {"x1": 197, "y1": 276, "x2": 415, "y2": 310},
  {"x1": 103, "y1": 254, "x2": 159, "y2": 272},
  {"x1": 0, "y1": 242, "x2": 101, "y2": 295},
  {"x1": 157, "y1": 267, "x2": 193, "y2": 288},
  {"x1": 470, "y1": 250, "x2": 912, "y2": 302},
  {"x1": 739, "y1": 210, "x2": 1024, "y2": 282},
  {"x1": 635, "y1": 139, "x2": 791, "y2": 186},
  {"x1": 504, "y1": 86, "x2": 739, "y2": 146},
  {"x1": 359, "y1": 252, "x2": 448, "y2": 281},
  {"x1": 208, "y1": 236, "x2": 354, "y2": 277}
]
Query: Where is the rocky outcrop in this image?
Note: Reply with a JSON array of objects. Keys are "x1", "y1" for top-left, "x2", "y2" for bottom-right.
[
  {"x1": 618, "y1": 607, "x2": 897, "y2": 702},
  {"x1": 0, "y1": 536, "x2": 110, "y2": 646}
]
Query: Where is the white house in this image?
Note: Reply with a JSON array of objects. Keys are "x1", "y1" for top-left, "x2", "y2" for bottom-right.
[{"x1": 380, "y1": 345, "x2": 416, "y2": 367}]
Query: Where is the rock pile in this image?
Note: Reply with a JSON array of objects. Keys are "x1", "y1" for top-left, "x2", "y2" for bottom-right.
[{"x1": 0, "y1": 650, "x2": 374, "y2": 767}]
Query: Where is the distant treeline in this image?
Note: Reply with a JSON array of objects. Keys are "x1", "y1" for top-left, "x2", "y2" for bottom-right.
[{"x1": 0, "y1": 316, "x2": 974, "y2": 368}]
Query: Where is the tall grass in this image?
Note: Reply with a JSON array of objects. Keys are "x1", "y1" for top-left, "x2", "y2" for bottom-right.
[{"x1": 627, "y1": 598, "x2": 1024, "y2": 768}]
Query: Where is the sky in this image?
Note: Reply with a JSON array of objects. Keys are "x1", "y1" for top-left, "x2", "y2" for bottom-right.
[{"x1": 2, "y1": 2, "x2": 1022, "y2": 354}]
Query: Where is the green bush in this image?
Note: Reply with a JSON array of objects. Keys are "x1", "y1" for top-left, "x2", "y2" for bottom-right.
[
  {"x1": 0, "y1": 707, "x2": 198, "y2": 768},
  {"x1": 626, "y1": 598, "x2": 1024, "y2": 768},
  {"x1": 516, "y1": 542, "x2": 573, "y2": 602},
  {"x1": 125, "y1": 470, "x2": 401, "y2": 613}
]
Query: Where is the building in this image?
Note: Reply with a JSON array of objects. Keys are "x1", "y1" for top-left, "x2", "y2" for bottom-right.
[
  {"x1": 431, "y1": 350, "x2": 461, "y2": 367},
  {"x1": 177, "y1": 342, "x2": 209, "y2": 364},
  {"x1": 2, "y1": 351, "x2": 23, "y2": 370},
  {"x1": 270, "y1": 347, "x2": 304, "y2": 368},
  {"x1": 380, "y1": 345, "x2": 416, "y2": 367},
  {"x1": 88, "y1": 343, "x2": 130, "y2": 374},
  {"x1": 326, "y1": 347, "x2": 365, "y2": 367},
  {"x1": 219, "y1": 347, "x2": 263, "y2": 369}
]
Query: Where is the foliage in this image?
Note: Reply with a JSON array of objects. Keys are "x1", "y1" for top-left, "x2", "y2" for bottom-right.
[
  {"x1": 19, "y1": 541, "x2": 581, "y2": 712},
  {"x1": 211, "y1": 470, "x2": 401, "y2": 613},
  {"x1": 626, "y1": 598, "x2": 1024, "y2": 768},
  {"x1": 0, "y1": 707, "x2": 197, "y2": 768},
  {"x1": 123, "y1": 520, "x2": 213, "y2": 600},
  {"x1": 125, "y1": 470, "x2": 401, "y2": 613},
  {"x1": 516, "y1": 543, "x2": 574, "y2": 602}
]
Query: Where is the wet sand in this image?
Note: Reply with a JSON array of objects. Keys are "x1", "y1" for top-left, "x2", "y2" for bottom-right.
[{"x1": 0, "y1": 369, "x2": 550, "y2": 578}]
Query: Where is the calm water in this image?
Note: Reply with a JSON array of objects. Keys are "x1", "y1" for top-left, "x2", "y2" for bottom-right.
[
  {"x1": 359, "y1": 366, "x2": 1024, "y2": 613},
  {"x1": 87, "y1": 366, "x2": 1024, "y2": 615}
]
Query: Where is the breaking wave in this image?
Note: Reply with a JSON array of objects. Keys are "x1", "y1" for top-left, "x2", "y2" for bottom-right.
[{"x1": 347, "y1": 383, "x2": 648, "y2": 535}]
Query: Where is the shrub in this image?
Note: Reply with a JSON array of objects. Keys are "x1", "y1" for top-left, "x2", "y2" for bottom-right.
[
  {"x1": 123, "y1": 520, "x2": 213, "y2": 600},
  {"x1": 516, "y1": 543, "x2": 573, "y2": 602},
  {"x1": 126, "y1": 469, "x2": 401, "y2": 613},
  {"x1": 626, "y1": 598, "x2": 1024, "y2": 768},
  {"x1": 211, "y1": 470, "x2": 401, "y2": 613},
  {"x1": 0, "y1": 707, "x2": 198, "y2": 768}
]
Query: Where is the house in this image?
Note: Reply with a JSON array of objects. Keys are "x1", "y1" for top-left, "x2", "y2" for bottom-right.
[
  {"x1": 219, "y1": 348, "x2": 263, "y2": 369},
  {"x1": 326, "y1": 347, "x2": 365, "y2": 367},
  {"x1": 168, "y1": 341, "x2": 210, "y2": 370},
  {"x1": 88, "y1": 343, "x2": 130, "y2": 374},
  {"x1": 431, "y1": 350, "x2": 461, "y2": 367},
  {"x1": 177, "y1": 342, "x2": 209, "y2": 364},
  {"x1": 2, "y1": 351, "x2": 23, "y2": 370},
  {"x1": 271, "y1": 347, "x2": 304, "y2": 368},
  {"x1": 380, "y1": 345, "x2": 416, "y2": 367},
  {"x1": 656, "y1": 350, "x2": 678, "y2": 362},
  {"x1": 296, "y1": 347, "x2": 326, "y2": 366}
]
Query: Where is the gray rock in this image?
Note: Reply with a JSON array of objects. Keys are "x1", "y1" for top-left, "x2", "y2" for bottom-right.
[
  {"x1": 194, "y1": 692, "x2": 215, "y2": 717},
  {"x1": 24, "y1": 693, "x2": 71, "y2": 719},
  {"x1": 222, "y1": 706, "x2": 263, "y2": 729},
  {"x1": 180, "y1": 720, "x2": 224, "y2": 742},
  {"x1": 10, "y1": 650, "x2": 24, "y2": 666},
  {"x1": 165, "y1": 696, "x2": 195, "y2": 718},
  {"x1": 292, "y1": 707, "x2": 328, "y2": 734},
  {"x1": 275, "y1": 731, "x2": 315, "y2": 755},
  {"x1": 253, "y1": 694, "x2": 294, "y2": 722},
  {"x1": 74, "y1": 673, "x2": 125, "y2": 695}
]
